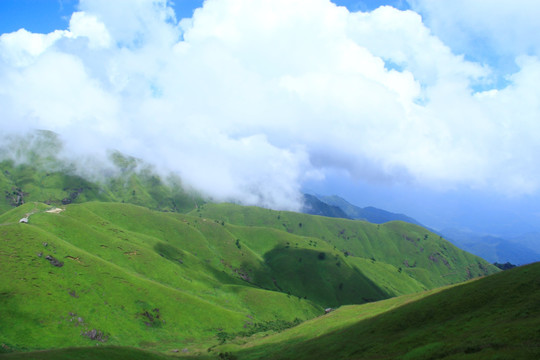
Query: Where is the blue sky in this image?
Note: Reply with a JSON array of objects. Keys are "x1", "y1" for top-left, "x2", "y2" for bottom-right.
[
  {"x1": 0, "y1": 1, "x2": 406, "y2": 33},
  {"x1": 1, "y1": 0, "x2": 540, "y2": 246}
]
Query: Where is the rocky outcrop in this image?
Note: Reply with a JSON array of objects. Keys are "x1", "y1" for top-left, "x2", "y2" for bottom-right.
[{"x1": 45, "y1": 255, "x2": 64, "y2": 267}]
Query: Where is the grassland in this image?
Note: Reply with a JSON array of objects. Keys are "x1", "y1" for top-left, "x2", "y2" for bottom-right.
[
  {"x1": 0, "y1": 202, "x2": 321, "y2": 354},
  {"x1": 0, "y1": 198, "x2": 497, "y2": 355},
  {"x1": 213, "y1": 261, "x2": 540, "y2": 359},
  {"x1": 193, "y1": 203, "x2": 497, "y2": 289}
]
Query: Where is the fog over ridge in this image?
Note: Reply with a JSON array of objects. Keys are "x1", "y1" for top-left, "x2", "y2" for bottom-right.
[{"x1": 1, "y1": 0, "x2": 540, "y2": 211}]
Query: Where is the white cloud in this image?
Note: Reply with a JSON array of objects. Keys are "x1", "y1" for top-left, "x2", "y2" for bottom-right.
[
  {"x1": 69, "y1": 12, "x2": 112, "y2": 49},
  {"x1": 408, "y1": 0, "x2": 540, "y2": 62},
  {"x1": 78, "y1": 0, "x2": 178, "y2": 47},
  {"x1": 0, "y1": 29, "x2": 67, "y2": 67},
  {"x1": 346, "y1": 6, "x2": 489, "y2": 86},
  {"x1": 1, "y1": 0, "x2": 540, "y2": 210}
]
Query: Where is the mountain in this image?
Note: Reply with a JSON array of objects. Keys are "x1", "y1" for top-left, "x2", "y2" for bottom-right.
[
  {"x1": 194, "y1": 203, "x2": 496, "y2": 289},
  {"x1": 301, "y1": 194, "x2": 349, "y2": 219},
  {"x1": 442, "y1": 228, "x2": 540, "y2": 265},
  {"x1": 315, "y1": 194, "x2": 423, "y2": 226},
  {"x1": 316, "y1": 195, "x2": 540, "y2": 265},
  {"x1": 510, "y1": 232, "x2": 540, "y2": 254}
]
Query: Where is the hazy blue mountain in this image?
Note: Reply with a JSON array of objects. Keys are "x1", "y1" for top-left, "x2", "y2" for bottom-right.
[
  {"x1": 312, "y1": 194, "x2": 540, "y2": 265},
  {"x1": 441, "y1": 228, "x2": 540, "y2": 265},
  {"x1": 301, "y1": 194, "x2": 349, "y2": 219},
  {"x1": 316, "y1": 194, "x2": 423, "y2": 226},
  {"x1": 510, "y1": 232, "x2": 540, "y2": 254}
]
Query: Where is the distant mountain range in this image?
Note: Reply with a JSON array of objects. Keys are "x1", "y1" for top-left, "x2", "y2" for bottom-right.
[
  {"x1": 303, "y1": 193, "x2": 540, "y2": 265},
  {"x1": 440, "y1": 228, "x2": 540, "y2": 265}
]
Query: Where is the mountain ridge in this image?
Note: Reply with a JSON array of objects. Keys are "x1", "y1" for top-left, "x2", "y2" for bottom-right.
[{"x1": 308, "y1": 194, "x2": 423, "y2": 226}]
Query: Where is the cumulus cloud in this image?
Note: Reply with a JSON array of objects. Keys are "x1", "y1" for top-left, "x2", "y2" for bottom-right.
[
  {"x1": 1, "y1": 0, "x2": 539, "y2": 210},
  {"x1": 69, "y1": 11, "x2": 112, "y2": 49},
  {"x1": 408, "y1": 0, "x2": 540, "y2": 71}
]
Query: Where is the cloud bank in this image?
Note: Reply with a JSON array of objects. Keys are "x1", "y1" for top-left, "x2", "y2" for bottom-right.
[{"x1": 1, "y1": 0, "x2": 539, "y2": 210}]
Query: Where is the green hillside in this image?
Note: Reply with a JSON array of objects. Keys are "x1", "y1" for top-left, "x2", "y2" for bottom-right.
[
  {"x1": 192, "y1": 203, "x2": 497, "y2": 289},
  {"x1": 0, "y1": 202, "x2": 319, "y2": 354},
  {"x1": 214, "y1": 261, "x2": 540, "y2": 360},
  {"x1": 0, "y1": 131, "x2": 201, "y2": 215},
  {"x1": 0, "y1": 199, "x2": 497, "y2": 355}
]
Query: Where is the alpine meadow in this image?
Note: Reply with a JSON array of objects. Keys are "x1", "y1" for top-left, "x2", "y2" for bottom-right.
[{"x1": 1, "y1": 0, "x2": 540, "y2": 359}]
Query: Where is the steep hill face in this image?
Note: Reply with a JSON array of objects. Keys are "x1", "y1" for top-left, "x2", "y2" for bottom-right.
[{"x1": 0, "y1": 154, "x2": 200, "y2": 214}]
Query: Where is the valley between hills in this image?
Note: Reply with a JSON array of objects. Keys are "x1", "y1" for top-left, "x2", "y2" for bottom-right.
[{"x1": 0, "y1": 140, "x2": 538, "y2": 359}]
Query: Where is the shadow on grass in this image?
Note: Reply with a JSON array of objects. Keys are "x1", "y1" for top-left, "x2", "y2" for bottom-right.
[
  {"x1": 246, "y1": 247, "x2": 390, "y2": 308},
  {"x1": 0, "y1": 346, "x2": 188, "y2": 360}
]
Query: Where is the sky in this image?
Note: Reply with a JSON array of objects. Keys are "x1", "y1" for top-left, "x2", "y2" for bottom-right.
[{"x1": 1, "y1": 0, "x2": 540, "y2": 239}]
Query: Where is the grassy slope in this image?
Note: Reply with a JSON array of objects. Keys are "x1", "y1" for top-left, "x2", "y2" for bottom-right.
[
  {"x1": 0, "y1": 200, "x2": 499, "y2": 354},
  {"x1": 192, "y1": 203, "x2": 498, "y2": 289},
  {"x1": 214, "y1": 288, "x2": 444, "y2": 357},
  {"x1": 0, "y1": 202, "x2": 321, "y2": 354},
  {"x1": 216, "y1": 261, "x2": 540, "y2": 360}
]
